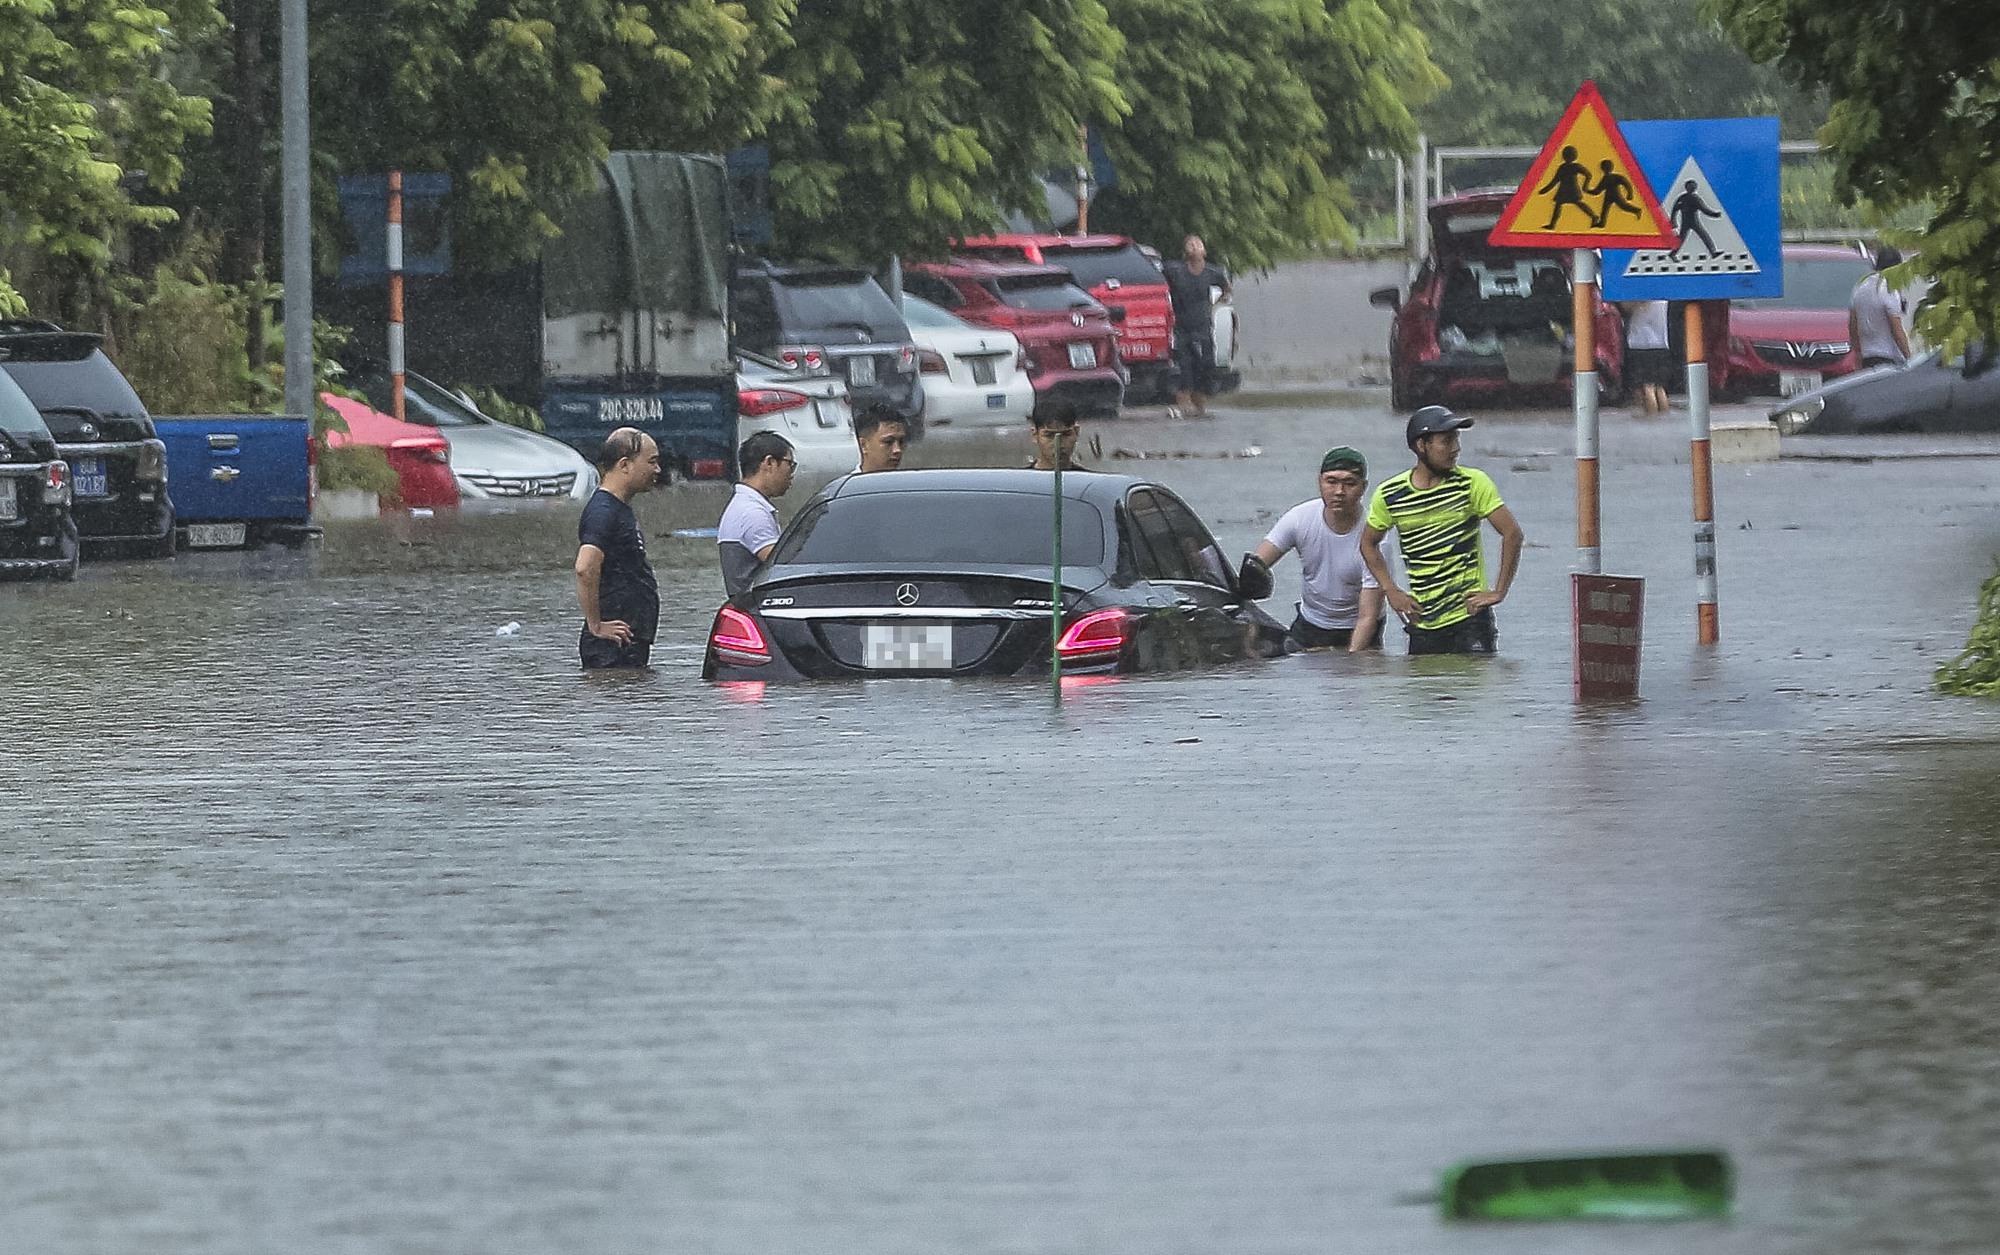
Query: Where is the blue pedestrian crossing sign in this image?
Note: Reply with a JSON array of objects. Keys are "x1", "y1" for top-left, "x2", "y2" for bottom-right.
[{"x1": 1601, "y1": 117, "x2": 1781, "y2": 301}]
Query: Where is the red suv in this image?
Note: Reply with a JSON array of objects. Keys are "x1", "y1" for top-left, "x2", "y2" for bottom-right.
[
  {"x1": 953, "y1": 234, "x2": 1173, "y2": 401},
  {"x1": 1373, "y1": 190, "x2": 1629, "y2": 409},
  {"x1": 903, "y1": 260, "x2": 1126, "y2": 417}
]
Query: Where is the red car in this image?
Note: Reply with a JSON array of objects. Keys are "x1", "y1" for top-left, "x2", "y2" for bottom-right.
[
  {"x1": 1373, "y1": 190, "x2": 1628, "y2": 409},
  {"x1": 1719, "y1": 244, "x2": 1874, "y2": 399},
  {"x1": 903, "y1": 260, "x2": 1126, "y2": 417},
  {"x1": 953, "y1": 233, "x2": 1174, "y2": 400},
  {"x1": 321, "y1": 392, "x2": 460, "y2": 509}
]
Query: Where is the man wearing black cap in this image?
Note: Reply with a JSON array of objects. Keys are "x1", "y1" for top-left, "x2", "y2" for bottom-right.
[
  {"x1": 1251, "y1": 446, "x2": 1383, "y2": 651},
  {"x1": 1359, "y1": 406, "x2": 1524, "y2": 654}
]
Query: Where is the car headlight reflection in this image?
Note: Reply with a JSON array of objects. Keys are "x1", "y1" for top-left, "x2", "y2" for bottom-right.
[{"x1": 1772, "y1": 395, "x2": 1825, "y2": 435}]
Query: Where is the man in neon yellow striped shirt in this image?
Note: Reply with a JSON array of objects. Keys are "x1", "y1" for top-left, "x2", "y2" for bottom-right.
[{"x1": 1360, "y1": 406, "x2": 1524, "y2": 654}]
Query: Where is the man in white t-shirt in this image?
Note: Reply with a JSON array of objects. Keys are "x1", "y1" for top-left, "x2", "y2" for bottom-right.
[
  {"x1": 717, "y1": 430, "x2": 795, "y2": 597},
  {"x1": 1850, "y1": 244, "x2": 1912, "y2": 369},
  {"x1": 1251, "y1": 446, "x2": 1383, "y2": 651}
]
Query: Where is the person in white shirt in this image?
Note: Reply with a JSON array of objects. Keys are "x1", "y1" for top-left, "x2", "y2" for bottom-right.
[
  {"x1": 1622, "y1": 299, "x2": 1672, "y2": 414},
  {"x1": 1251, "y1": 446, "x2": 1383, "y2": 652},
  {"x1": 1850, "y1": 244, "x2": 1913, "y2": 369},
  {"x1": 717, "y1": 430, "x2": 795, "y2": 597}
]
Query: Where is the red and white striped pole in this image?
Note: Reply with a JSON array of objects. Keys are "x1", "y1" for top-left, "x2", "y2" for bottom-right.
[{"x1": 387, "y1": 169, "x2": 406, "y2": 423}]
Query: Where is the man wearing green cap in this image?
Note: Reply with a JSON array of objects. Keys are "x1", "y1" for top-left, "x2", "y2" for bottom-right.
[{"x1": 1251, "y1": 446, "x2": 1383, "y2": 651}]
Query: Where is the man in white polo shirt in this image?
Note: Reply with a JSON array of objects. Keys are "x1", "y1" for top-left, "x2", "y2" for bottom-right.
[
  {"x1": 718, "y1": 430, "x2": 795, "y2": 597},
  {"x1": 1251, "y1": 446, "x2": 1383, "y2": 651}
]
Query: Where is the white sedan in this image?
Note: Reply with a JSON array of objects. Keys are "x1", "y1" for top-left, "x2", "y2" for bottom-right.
[
  {"x1": 736, "y1": 352, "x2": 857, "y2": 477},
  {"x1": 900, "y1": 292, "x2": 1035, "y2": 426}
]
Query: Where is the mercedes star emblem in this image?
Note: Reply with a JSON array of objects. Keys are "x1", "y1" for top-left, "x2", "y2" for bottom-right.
[{"x1": 895, "y1": 583, "x2": 920, "y2": 606}]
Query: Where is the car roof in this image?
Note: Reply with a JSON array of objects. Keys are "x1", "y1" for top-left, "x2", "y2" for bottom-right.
[
  {"x1": 818, "y1": 466, "x2": 1145, "y2": 505},
  {"x1": 958, "y1": 233, "x2": 1139, "y2": 250},
  {"x1": 738, "y1": 258, "x2": 875, "y2": 282},
  {"x1": 909, "y1": 258, "x2": 1075, "y2": 282},
  {"x1": 1782, "y1": 243, "x2": 1871, "y2": 261}
]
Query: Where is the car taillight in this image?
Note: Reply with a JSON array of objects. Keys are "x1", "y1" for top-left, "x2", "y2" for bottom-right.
[
  {"x1": 1016, "y1": 347, "x2": 1031, "y2": 373},
  {"x1": 738, "y1": 388, "x2": 812, "y2": 417},
  {"x1": 917, "y1": 348, "x2": 949, "y2": 375},
  {"x1": 777, "y1": 345, "x2": 827, "y2": 373},
  {"x1": 710, "y1": 605, "x2": 772, "y2": 665},
  {"x1": 390, "y1": 436, "x2": 450, "y2": 464},
  {"x1": 1055, "y1": 608, "x2": 1131, "y2": 664},
  {"x1": 45, "y1": 460, "x2": 71, "y2": 506},
  {"x1": 898, "y1": 344, "x2": 918, "y2": 373}
]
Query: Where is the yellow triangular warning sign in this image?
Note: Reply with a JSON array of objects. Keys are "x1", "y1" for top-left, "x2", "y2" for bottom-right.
[{"x1": 1489, "y1": 82, "x2": 1676, "y2": 249}]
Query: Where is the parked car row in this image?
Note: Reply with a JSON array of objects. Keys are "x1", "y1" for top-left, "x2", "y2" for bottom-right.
[{"x1": 1375, "y1": 190, "x2": 1883, "y2": 409}]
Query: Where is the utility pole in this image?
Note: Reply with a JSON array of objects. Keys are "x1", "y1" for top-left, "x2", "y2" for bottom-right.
[{"x1": 280, "y1": 0, "x2": 314, "y2": 423}]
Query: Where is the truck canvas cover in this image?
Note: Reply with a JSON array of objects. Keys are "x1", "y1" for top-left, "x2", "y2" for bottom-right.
[{"x1": 542, "y1": 152, "x2": 729, "y2": 321}]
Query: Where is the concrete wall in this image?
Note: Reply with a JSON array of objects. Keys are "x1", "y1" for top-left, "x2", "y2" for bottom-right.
[{"x1": 1233, "y1": 257, "x2": 1407, "y2": 386}]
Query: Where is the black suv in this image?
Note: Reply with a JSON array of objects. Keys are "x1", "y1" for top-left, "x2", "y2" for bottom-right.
[
  {"x1": 0, "y1": 366, "x2": 79, "y2": 579},
  {"x1": 0, "y1": 321, "x2": 173, "y2": 557},
  {"x1": 732, "y1": 261, "x2": 926, "y2": 432}
]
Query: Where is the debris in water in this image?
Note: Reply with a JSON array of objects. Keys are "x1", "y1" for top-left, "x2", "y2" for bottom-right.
[
  {"x1": 1174, "y1": 736, "x2": 1202, "y2": 744},
  {"x1": 494, "y1": 621, "x2": 522, "y2": 637},
  {"x1": 1111, "y1": 446, "x2": 1263, "y2": 460}
]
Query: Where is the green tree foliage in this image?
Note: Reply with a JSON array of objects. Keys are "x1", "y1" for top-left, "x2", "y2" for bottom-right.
[
  {"x1": 1935, "y1": 564, "x2": 2000, "y2": 696},
  {"x1": 1418, "y1": 0, "x2": 1820, "y2": 147},
  {"x1": 1085, "y1": 0, "x2": 1438, "y2": 267},
  {"x1": 1711, "y1": 0, "x2": 1993, "y2": 349},
  {"x1": 303, "y1": 0, "x2": 794, "y2": 269},
  {"x1": 0, "y1": 0, "x2": 219, "y2": 314},
  {"x1": 758, "y1": 0, "x2": 1126, "y2": 263}
]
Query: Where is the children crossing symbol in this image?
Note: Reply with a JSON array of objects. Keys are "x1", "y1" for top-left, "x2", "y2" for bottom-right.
[{"x1": 1619, "y1": 156, "x2": 1760, "y2": 278}]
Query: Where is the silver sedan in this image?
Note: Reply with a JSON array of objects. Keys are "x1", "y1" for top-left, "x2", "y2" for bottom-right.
[{"x1": 354, "y1": 371, "x2": 598, "y2": 502}]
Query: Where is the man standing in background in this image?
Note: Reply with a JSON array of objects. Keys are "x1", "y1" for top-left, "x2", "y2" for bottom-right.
[
  {"x1": 718, "y1": 430, "x2": 795, "y2": 597},
  {"x1": 1850, "y1": 244, "x2": 1913, "y2": 369},
  {"x1": 1162, "y1": 234, "x2": 1230, "y2": 418}
]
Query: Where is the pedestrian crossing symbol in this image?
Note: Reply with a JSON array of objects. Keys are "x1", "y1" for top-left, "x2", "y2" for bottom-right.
[
  {"x1": 1619, "y1": 157, "x2": 1759, "y2": 277},
  {"x1": 1601, "y1": 116, "x2": 1783, "y2": 301},
  {"x1": 1488, "y1": 81, "x2": 1676, "y2": 250}
]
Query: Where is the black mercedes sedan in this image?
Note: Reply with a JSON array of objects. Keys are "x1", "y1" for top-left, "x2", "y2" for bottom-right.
[
  {"x1": 702, "y1": 468, "x2": 1287, "y2": 680},
  {"x1": 1769, "y1": 347, "x2": 2000, "y2": 435}
]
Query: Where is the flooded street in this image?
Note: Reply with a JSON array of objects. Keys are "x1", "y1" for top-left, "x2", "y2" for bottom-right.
[{"x1": 5, "y1": 392, "x2": 2000, "y2": 1253}]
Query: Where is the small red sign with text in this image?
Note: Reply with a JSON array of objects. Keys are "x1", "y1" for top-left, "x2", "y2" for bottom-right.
[{"x1": 1572, "y1": 573, "x2": 1644, "y2": 701}]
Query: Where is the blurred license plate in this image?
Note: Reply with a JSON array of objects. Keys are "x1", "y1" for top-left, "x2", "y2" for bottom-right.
[
  {"x1": 970, "y1": 357, "x2": 997, "y2": 385},
  {"x1": 986, "y1": 393, "x2": 1007, "y2": 409},
  {"x1": 864, "y1": 623, "x2": 952, "y2": 670},
  {"x1": 0, "y1": 478, "x2": 15, "y2": 521},
  {"x1": 1779, "y1": 370, "x2": 1822, "y2": 397},
  {"x1": 847, "y1": 355, "x2": 877, "y2": 387},
  {"x1": 73, "y1": 457, "x2": 107, "y2": 497},
  {"x1": 186, "y1": 523, "x2": 246, "y2": 548},
  {"x1": 1068, "y1": 342, "x2": 1097, "y2": 369}
]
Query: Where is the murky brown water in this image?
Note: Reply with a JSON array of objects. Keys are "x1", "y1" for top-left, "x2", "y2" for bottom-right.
[{"x1": 4, "y1": 397, "x2": 1999, "y2": 1252}]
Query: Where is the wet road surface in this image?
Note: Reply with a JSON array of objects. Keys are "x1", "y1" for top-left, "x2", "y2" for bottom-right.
[{"x1": 4, "y1": 394, "x2": 2000, "y2": 1252}]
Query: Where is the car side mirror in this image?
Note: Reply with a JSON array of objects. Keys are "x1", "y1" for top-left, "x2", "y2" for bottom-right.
[
  {"x1": 1369, "y1": 286, "x2": 1401, "y2": 311},
  {"x1": 1236, "y1": 553, "x2": 1274, "y2": 601},
  {"x1": 1107, "y1": 304, "x2": 1128, "y2": 324}
]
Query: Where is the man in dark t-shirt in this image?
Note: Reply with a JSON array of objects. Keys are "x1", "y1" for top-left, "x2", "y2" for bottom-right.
[
  {"x1": 1160, "y1": 233, "x2": 1231, "y2": 417},
  {"x1": 574, "y1": 427, "x2": 663, "y2": 669}
]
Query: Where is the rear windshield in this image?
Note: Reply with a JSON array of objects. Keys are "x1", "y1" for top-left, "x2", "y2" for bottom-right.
[
  {"x1": 773, "y1": 490, "x2": 1105, "y2": 568},
  {"x1": 1736, "y1": 255, "x2": 1872, "y2": 310},
  {"x1": 0, "y1": 369, "x2": 51, "y2": 441},
  {"x1": 898, "y1": 294, "x2": 967, "y2": 331},
  {"x1": 0, "y1": 341, "x2": 147, "y2": 418},
  {"x1": 954, "y1": 244, "x2": 1032, "y2": 264},
  {"x1": 1042, "y1": 244, "x2": 1161, "y2": 289},
  {"x1": 987, "y1": 276, "x2": 1099, "y2": 312},
  {"x1": 772, "y1": 273, "x2": 910, "y2": 340}
]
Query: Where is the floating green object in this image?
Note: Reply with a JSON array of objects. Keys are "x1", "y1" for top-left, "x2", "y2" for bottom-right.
[{"x1": 1439, "y1": 1148, "x2": 1733, "y2": 1222}]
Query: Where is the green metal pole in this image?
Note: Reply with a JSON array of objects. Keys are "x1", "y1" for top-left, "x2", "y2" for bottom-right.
[{"x1": 1050, "y1": 458, "x2": 1064, "y2": 698}]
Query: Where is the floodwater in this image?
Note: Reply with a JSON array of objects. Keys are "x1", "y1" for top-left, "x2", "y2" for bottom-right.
[{"x1": 4, "y1": 395, "x2": 2000, "y2": 1253}]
